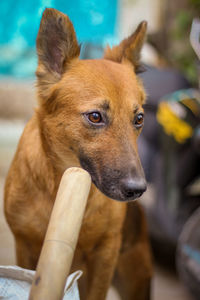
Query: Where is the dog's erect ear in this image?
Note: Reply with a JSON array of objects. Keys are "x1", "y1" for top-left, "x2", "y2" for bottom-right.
[
  {"x1": 104, "y1": 21, "x2": 147, "y2": 72},
  {"x1": 36, "y1": 8, "x2": 80, "y2": 99}
]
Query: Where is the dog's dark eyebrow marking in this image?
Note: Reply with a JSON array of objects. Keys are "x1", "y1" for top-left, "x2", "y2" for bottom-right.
[
  {"x1": 133, "y1": 105, "x2": 139, "y2": 114},
  {"x1": 99, "y1": 100, "x2": 110, "y2": 111}
]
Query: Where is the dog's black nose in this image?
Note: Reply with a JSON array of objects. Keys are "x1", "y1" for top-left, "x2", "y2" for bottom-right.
[{"x1": 120, "y1": 178, "x2": 147, "y2": 200}]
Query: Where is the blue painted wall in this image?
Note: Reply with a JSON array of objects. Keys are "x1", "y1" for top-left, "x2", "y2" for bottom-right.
[{"x1": 0, "y1": 0, "x2": 118, "y2": 77}]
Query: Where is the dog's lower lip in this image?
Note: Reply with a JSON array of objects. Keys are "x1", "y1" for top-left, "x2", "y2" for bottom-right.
[
  {"x1": 89, "y1": 173, "x2": 97, "y2": 185},
  {"x1": 101, "y1": 187, "x2": 143, "y2": 202},
  {"x1": 96, "y1": 185, "x2": 130, "y2": 202},
  {"x1": 134, "y1": 192, "x2": 143, "y2": 198}
]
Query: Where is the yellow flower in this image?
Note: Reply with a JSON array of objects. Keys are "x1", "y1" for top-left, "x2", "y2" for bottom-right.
[{"x1": 157, "y1": 102, "x2": 193, "y2": 143}]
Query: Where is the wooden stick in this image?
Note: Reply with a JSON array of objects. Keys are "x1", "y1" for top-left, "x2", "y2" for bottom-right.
[{"x1": 29, "y1": 167, "x2": 91, "y2": 300}]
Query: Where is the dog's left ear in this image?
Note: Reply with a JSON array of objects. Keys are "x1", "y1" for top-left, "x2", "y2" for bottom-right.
[
  {"x1": 36, "y1": 8, "x2": 80, "y2": 99},
  {"x1": 104, "y1": 21, "x2": 147, "y2": 72}
]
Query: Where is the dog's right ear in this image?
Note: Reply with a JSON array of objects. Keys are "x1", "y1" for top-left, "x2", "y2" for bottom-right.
[
  {"x1": 36, "y1": 8, "x2": 80, "y2": 99},
  {"x1": 104, "y1": 21, "x2": 147, "y2": 73}
]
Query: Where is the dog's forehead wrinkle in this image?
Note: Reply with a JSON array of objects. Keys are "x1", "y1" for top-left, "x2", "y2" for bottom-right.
[{"x1": 84, "y1": 99, "x2": 110, "y2": 110}]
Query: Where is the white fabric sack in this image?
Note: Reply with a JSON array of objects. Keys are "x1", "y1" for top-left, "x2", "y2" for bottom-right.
[{"x1": 0, "y1": 265, "x2": 82, "y2": 300}]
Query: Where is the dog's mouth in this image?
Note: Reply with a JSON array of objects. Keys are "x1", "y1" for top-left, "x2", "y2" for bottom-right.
[{"x1": 79, "y1": 153, "x2": 146, "y2": 202}]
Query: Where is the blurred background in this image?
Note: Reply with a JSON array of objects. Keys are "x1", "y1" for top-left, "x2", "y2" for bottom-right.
[{"x1": 0, "y1": 0, "x2": 200, "y2": 300}]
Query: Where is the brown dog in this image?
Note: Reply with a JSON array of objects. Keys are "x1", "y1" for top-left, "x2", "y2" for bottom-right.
[{"x1": 4, "y1": 8, "x2": 152, "y2": 300}]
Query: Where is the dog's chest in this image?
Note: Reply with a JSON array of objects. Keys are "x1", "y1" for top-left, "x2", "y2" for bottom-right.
[
  {"x1": 77, "y1": 208, "x2": 108, "y2": 252},
  {"x1": 76, "y1": 196, "x2": 126, "y2": 253}
]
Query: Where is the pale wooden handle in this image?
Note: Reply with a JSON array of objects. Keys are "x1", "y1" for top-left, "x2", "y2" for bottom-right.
[{"x1": 29, "y1": 167, "x2": 91, "y2": 300}]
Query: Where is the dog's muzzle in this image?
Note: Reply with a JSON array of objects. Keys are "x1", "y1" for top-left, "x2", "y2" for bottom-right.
[{"x1": 79, "y1": 152, "x2": 146, "y2": 202}]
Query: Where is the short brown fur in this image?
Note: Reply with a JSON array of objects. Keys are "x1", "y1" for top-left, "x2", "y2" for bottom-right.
[{"x1": 4, "y1": 8, "x2": 152, "y2": 300}]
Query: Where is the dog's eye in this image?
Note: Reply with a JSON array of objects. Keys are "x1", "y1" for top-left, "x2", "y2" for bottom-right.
[
  {"x1": 87, "y1": 112, "x2": 102, "y2": 124},
  {"x1": 134, "y1": 113, "x2": 144, "y2": 128}
]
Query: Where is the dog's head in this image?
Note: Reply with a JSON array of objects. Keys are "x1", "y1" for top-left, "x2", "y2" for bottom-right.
[{"x1": 36, "y1": 8, "x2": 147, "y2": 201}]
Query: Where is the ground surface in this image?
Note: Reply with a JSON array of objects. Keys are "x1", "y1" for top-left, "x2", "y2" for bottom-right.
[{"x1": 0, "y1": 80, "x2": 194, "y2": 299}]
